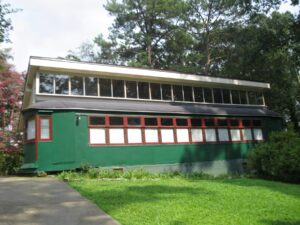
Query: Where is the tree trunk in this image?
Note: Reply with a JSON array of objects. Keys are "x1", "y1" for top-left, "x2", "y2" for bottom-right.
[{"x1": 147, "y1": 45, "x2": 152, "y2": 67}]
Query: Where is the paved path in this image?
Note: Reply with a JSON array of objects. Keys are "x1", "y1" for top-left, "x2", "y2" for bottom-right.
[{"x1": 0, "y1": 177, "x2": 121, "y2": 225}]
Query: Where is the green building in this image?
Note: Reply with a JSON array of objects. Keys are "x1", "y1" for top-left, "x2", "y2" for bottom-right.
[{"x1": 20, "y1": 56, "x2": 282, "y2": 173}]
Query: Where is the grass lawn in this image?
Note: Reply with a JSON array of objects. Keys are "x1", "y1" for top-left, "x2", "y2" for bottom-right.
[{"x1": 69, "y1": 178, "x2": 300, "y2": 225}]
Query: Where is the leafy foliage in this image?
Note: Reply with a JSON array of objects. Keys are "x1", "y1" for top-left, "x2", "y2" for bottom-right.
[
  {"x1": 247, "y1": 127, "x2": 300, "y2": 182},
  {"x1": 0, "y1": 151, "x2": 23, "y2": 175}
]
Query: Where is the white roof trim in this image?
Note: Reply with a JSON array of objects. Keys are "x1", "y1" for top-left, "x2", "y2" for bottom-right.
[{"x1": 29, "y1": 57, "x2": 270, "y2": 89}]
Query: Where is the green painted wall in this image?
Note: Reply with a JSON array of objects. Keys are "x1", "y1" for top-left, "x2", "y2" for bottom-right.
[{"x1": 22, "y1": 110, "x2": 283, "y2": 172}]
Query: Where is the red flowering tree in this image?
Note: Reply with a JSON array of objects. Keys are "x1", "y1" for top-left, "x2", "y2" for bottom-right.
[{"x1": 0, "y1": 63, "x2": 24, "y2": 152}]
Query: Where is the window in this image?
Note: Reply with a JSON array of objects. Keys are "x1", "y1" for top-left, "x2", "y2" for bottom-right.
[
  {"x1": 39, "y1": 73, "x2": 54, "y2": 94},
  {"x1": 253, "y1": 120, "x2": 262, "y2": 127},
  {"x1": 100, "y1": 78, "x2": 112, "y2": 97},
  {"x1": 183, "y1": 86, "x2": 193, "y2": 102},
  {"x1": 90, "y1": 116, "x2": 105, "y2": 126},
  {"x1": 161, "y1": 129, "x2": 174, "y2": 143},
  {"x1": 71, "y1": 76, "x2": 83, "y2": 95},
  {"x1": 127, "y1": 128, "x2": 142, "y2": 144},
  {"x1": 242, "y1": 119, "x2": 251, "y2": 127},
  {"x1": 162, "y1": 84, "x2": 172, "y2": 100},
  {"x1": 145, "y1": 129, "x2": 159, "y2": 143},
  {"x1": 176, "y1": 118, "x2": 188, "y2": 126},
  {"x1": 109, "y1": 128, "x2": 125, "y2": 144},
  {"x1": 151, "y1": 83, "x2": 161, "y2": 100},
  {"x1": 205, "y1": 118, "x2": 215, "y2": 127},
  {"x1": 90, "y1": 128, "x2": 106, "y2": 144},
  {"x1": 191, "y1": 129, "x2": 203, "y2": 142},
  {"x1": 55, "y1": 75, "x2": 69, "y2": 95},
  {"x1": 203, "y1": 88, "x2": 213, "y2": 103},
  {"x1": 213, "y1": 89, "x2": 223, "y2": 103},
  {"x1": 205, "y1": 129, "x2": 216, "y2": 142},
  {"x1": 240, "y1": 91, "x2": 248, "y2": 104},
  {"x1": 231, "y1": 90, "x2": 240, "y2": 104},
  {"x1": 242, "y1": 129, "x2": 253, "y2": 141},
  {"x1": 191, "y1": 118, "x2": 202, "y2": 127},
  {"x1": 253, "y1": 128, "x2": 263, "y2": 140},
  {"x1": 40, "y1": 117, "x2": 51, "y2": 140},
  {"x1": 218, "y1": 129, "x2": 229, "y2": 141},
  {"x1": 138, "y1": 82, "x2": 150, "y2": 99},
  {"x1": 126, "y1": 81, "x2": 137, "y2": 98},
  {"x1": 173, "y1": 85, "x2": 183, "y2": 101},
  {"x1": 26, "y1": 118, "x2": 36, "y2": 140},
  {"x1": 109, "y1": 117, "x2": 123, "y2": 126},
  {"x1": 145, "y1": 117, "x2": 158, "y2": 126},
  {"x1": 230, "y1": 119, "x2": 239, "y2": 127},
  {"x1": 223, "y1": 89, "x2": 231, "y2": 104},
  {"x1": 176, "y1": 129, "x2": 189, "y2": 143},
  {"x1": 85, "y1": 77, "x2": 98, "y2": 96},
  {"x1": 256, "y1": 92, "x2": 264, "y2": 105},
  {"x1": 230, "y1": 129, "x2": 241, "y2": 141},
  {"x1": 161, "y1": 118, "x2": 173, "y2": 126},
  {"x1": 248, "y1": 91, "x2": 256, "y2": 105},
  {"x1": 194, "y1": 87, "x2": 203, "y2": 102},
  {"x1": 128, "y1": 117, "x2": 141, "y2": 126},
  {"x1": 217, "y1": 119, "x2": 228, "y2": 127},
  {"x1": 113, "y1": 80, "x2": 125, "y2": 98}
]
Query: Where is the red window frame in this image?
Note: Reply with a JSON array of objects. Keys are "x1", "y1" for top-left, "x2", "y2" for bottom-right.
[
  {"x1": 38, "y1": 116, "x2": 52, "y2": 142},
  {"x1": 143, "y1": 116, "x2": 160, "y2": 144},
  {"x1": 126, "y1": 116, "x2": 143, "y2": 145},
  {"x1": 88, "y1": 115, "x2": 107, "y2": 146}
]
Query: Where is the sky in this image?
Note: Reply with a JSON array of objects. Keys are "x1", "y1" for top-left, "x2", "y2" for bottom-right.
[{"x1": 3, "y1": 0, "x2": 300, "y2": 73}]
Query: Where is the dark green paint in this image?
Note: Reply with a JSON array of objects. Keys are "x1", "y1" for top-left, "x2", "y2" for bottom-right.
[{"x1": 21, "y1": 110, "x2": 283, "y2": 172}]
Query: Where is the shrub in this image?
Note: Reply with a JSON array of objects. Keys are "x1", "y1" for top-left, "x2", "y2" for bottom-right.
[
  {"x1": 247, "y1": 127, "x2": 300, "y2": 183},
  {"x1": 0, "y1": 151, "x2": 23, "y2": 175}
]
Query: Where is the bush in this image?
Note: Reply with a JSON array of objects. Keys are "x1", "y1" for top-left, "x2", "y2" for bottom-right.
[
  {"x1": 0, "y1": 151, "x2": 23, "y2": 175},
  {"x1": 247, "y1": 127, "x2": 300, "y2": 183}
]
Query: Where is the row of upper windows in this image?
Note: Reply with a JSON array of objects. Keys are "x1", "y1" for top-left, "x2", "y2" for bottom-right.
[
  {"x1": 38, "y1": 73, "x2": 265, "y2": 105},
  {"x1": 88, "y1": 116, "x2": 264, "y2": 145}
]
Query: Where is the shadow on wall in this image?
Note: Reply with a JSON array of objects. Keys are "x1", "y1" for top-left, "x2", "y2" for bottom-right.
[{"x1": 179, "y1": 142, "x2": 249, "y2": 174}]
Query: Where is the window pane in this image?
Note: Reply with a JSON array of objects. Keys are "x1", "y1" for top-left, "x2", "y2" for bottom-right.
[
  {"x1": 161, "y1": 129, "x2": 174, "y2": 143},
  {"x1": 173, "y1": 85, "x2": 183, "y2": 101},
  {"x1": 194, "y1": 87, "x2": 203, "y2": 102},
  {"x1": 253, "y1": 128, "x2": 263, "y2": 140},
  {"x1": 213, "y1": 88, "x2": 223, "y2": 103},
  {"x1": 27, "y1": 119, "x2": 36, "y2": 140},
  {"x1": 126, "y1": 81, "x2": 137, "y2": 98},
  {"x1": 242, "y1": 119, "x2": 251, "y2": 127},
  {"x1": 223, "y1": 89, "x2": 231, "y2": 104},
  {"x1": 191, "y1": 118, "x2": 202, "y2": 127},
  {"x1": 145, "y1": 118, "x2": 157, "y2": 126},
  {"x1": 127, "y1": 128, "x2": 142, "y2": 143},
  {"x1": 39, "y1": 73, "x2": 54, "y2": 94},
  {"x1": 183, "y1": 86, "x2": 193, "y2": 102},
  {"x1": 253, "y1": 120, "x2": 262, "y2": 127},
  {"x1": 55, "y1": 75, "x2": 69, "y2": 95},
  {"x1": 217, "y1": 119, "x2": 228, "y2": 127},
  {"x1": 145, "y1": 129, "x2": 158, "y2": 143},
  {"x1": 176, "y1": 129, "x2": 189, "y2": 143},
  {"x1": 248, "y1": 91, "x2": 256, "y2": 105},
  {"x1": 243, "y1": 129, "x2": 253, "y2": 141},
  {"x1": 90, "y1": 128, "x2": 106, "y2": 144},
  {"x1": 138, "y1": 82, "x2": 150, "y2": 99},
  {"x1": 191, "y1": 129, "x2": 203, "y2": 142},
  {"x1": 205, "y1": 118, "x2": 215, "y2": 127},
  {"x1": 162, "y1": 84, "x2": 172, "y2": 100},
  {"x1": 176, "y1": 118, "x2": 188, "y2": 126},
  {"x1": 203, "y1": 88, "x2": 213, "y2": 103},
  {"x1": 109, "y1": 117, "x2": 123, "y2": 125},
  {"x1": 71, "y1": 76, "x2": 83, "y2": 95},
  {"x1": 128, "y1": 117, "x2": 141, "y2": 126},
  {"x1": 161, "y1": 118, "x2": 173, "y2": 126},
  {"x1": 230, "y1": 119, "x2": 239, "y2": 127},
  {"x1": 151, "y1": 83, "x2": 161, "y2": 100},
  {"x1": 40, "y1": 118, "x2": 50, "y2": 139},
  {"x1": 113, "y1": 80, "x2": 125, "y2": 98},
  {"x1": 231, "y1": 90, "x2": 240, "y2": 104},
  {"x1": 230, "y1": 129, "x2": 241, "y2": 141},
  {"x1": 205, "y1": 129, "x2": 216, "y2": 142},
  {"x1": 218, "y1": 129, "x2": 229, "y2": 141},
  {"x1": 109, "y1": 128, "x2": 124, "y2": 144},
  {"x1": 240, "y1": 91, "x2": 247, "y2": 104},
  {"x1": 256, "y1": 92, "x2": 264, "y2": 105},
  {"x1": 90, "y1": 116, "x2": 105, "y2": 126},
  {"x1": 100, "y1": 78, "x2": 111, "y2": 97},
  {"x1": 85, "y1": 77, "x2": 98, "y2": 96}
]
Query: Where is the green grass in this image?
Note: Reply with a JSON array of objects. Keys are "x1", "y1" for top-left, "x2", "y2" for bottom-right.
[{"x1": 69, "y1": 178, "x2": 300, "y2": 225}]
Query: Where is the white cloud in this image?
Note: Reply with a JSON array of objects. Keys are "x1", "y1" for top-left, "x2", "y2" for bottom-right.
[{"x1": 4, "y1": 0, "x2": 113, "y2": 72}]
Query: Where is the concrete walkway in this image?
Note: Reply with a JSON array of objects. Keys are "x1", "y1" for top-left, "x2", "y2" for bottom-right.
[{"x1": 0, "y1": 177, "x2": 121, "y2": 225}]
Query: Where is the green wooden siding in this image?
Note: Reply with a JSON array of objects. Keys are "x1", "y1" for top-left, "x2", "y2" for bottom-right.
[{"x1": 22, "y1": 110, "x2": 283, "y2": 172}]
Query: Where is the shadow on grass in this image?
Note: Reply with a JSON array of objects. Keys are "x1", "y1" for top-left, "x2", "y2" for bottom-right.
[
  {"x1": 261, "y1": 220, "x2": 300, "y2": 225},
  {"x1": 201, "y1": 178, "x2": 300, "y2": 199},
  {"x1": 73, "y1": 183, "x2": 213, "y2": 213}
]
